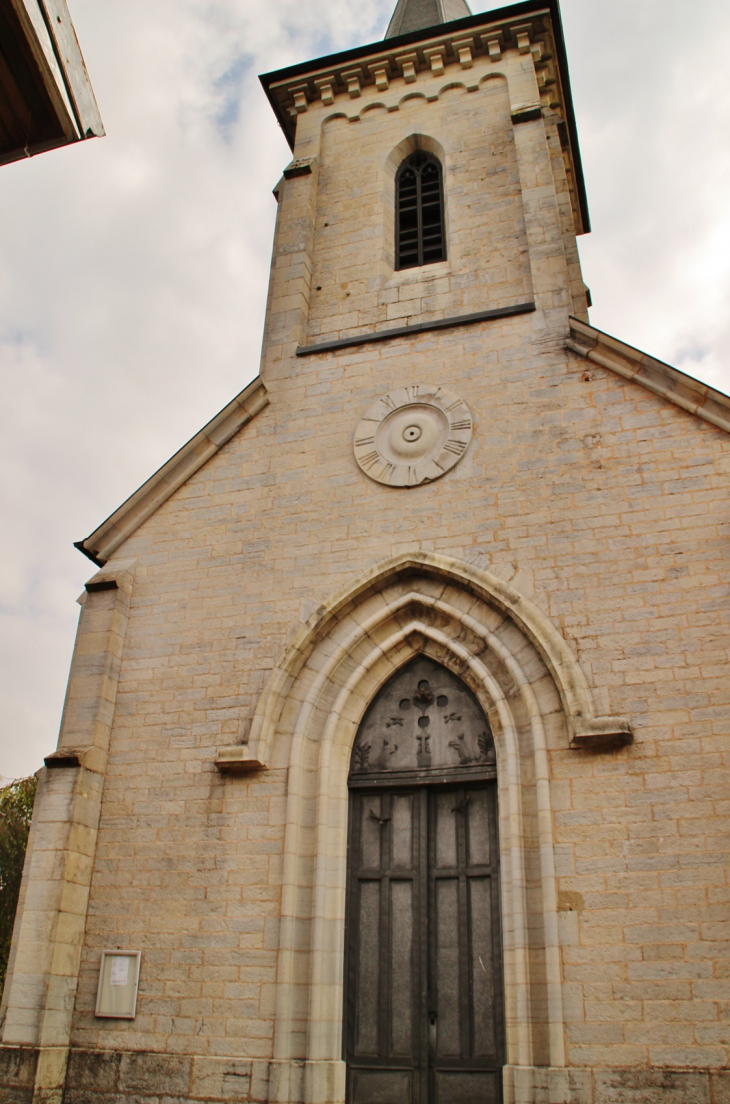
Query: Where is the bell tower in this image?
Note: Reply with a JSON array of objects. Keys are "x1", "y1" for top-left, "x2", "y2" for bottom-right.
[{"x1": 259, "y1": 0, "x2": 590, "y2": 391}]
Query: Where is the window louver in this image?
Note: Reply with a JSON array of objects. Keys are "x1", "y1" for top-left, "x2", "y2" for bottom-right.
[{"x1": 396, "y1": 152, "x2": 446, "y2": 270}]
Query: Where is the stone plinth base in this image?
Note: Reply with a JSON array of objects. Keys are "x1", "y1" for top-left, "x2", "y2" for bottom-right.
[{"x1": 1, "y1": 1049, "x2": 729, "y2": 1104}]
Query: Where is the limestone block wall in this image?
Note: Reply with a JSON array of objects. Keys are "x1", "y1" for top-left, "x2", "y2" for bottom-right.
[
  {"x1": 305, "y1": 77, "x2": 533, "y2": 342},
  {"x1": 49, "y1": 311, "x2": 729, "y2": 1103}
]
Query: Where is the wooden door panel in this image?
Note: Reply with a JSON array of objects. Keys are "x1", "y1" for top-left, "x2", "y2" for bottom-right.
[
  {"x1": 466, "y1": 787, "x2": 492, "y2": 866},
  {"x1": 354, "y1": 879, "x2": 381, "y2": 1056},
  {"x1": 433, "y1": 876, "x2": 461, "y2": 1057},
  {"x1": 390, "y1": 879, "x2": 415, "y2": 1056},
  {"x1": 433, "y1": 1070, "x2": 501, "y2": 1104},
  {"x1": 349, "y1": 1068, "x2": 414, "y2": 1104},
  {"x1": 391, "y1": 794, "x2": 415, "y2": 868},
  {"x1": 469, "y1": 877, "x2": 498, "y2": 1057}
]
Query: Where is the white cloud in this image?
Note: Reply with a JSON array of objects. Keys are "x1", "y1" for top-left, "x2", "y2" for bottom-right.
[
  {"x1": 565, "y1": 0, "x2": 730, "y2": 387},
  {"x1": 0, "y1": 0, "x2": 728, "y2": 777}
]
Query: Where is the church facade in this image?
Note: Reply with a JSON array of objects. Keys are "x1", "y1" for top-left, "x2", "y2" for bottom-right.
[{"x1": 2, "y1": 2, "x2": 729, "y2": 1103}]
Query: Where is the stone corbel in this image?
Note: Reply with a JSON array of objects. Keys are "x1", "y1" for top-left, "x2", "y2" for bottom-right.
[
  {"x1": 283, "y1": 156, "x2": 316, "y2": 180},
  {"x1": 511, "y1": 23, "x2": 533, "y2": 53},
  {"x1": 367, "y1": 61, "x2": 391, "y2": 91},
  {"x1": 44, "y1": 746, "x2": 98, "y2": 771},
  {"x1": 570, "y1": 718, "x2": 633, "y2": 750},
  {"x1": 215, "y1": 746, "x2": 267, "y2": 773},
  {"x1": 540, "y1": 85, "x2": 560, "y2": 110},
  {"x1": 340, "y1": 68, "x2": 363, "y2": 98},
  {"x1": 480, "y1": 31, "x2": 504, "y2": 61},
  {"x1": 510, "y1": 102, "x2": 543, "y2": 124},
  {"x1": 313, "y1": 77, "x2": 336, "y2": 105},
  {"x1": 423, "y1": 47, "x2": 447, "y2": 76},
  {"x1": 395, "y1": 52, "x2": 419, "y2": 83},
  {"x1": 289, "y1": 83, "x2": 310, "y2": 115},
  {"x1": 451, "y1": 37, "x2": 475, "y2": 69}
]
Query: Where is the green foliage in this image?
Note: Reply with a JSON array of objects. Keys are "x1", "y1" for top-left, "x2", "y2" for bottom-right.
[{"x1": 0, "y1": 775, "x2": 37, "y2": 998}]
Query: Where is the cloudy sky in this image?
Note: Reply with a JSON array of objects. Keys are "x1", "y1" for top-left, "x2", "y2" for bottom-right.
[{"x1": 1, "y1": 0, "x2": 728, "y2": 781}]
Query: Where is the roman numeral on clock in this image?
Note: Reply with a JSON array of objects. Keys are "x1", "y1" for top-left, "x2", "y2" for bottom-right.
[{"x1": 359, "y1": 450, "x2": 381, "y2": 470}]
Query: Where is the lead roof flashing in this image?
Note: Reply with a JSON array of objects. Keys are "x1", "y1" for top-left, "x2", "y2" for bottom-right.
[{"x1": 259, "y1": 0, "x2": 589, "y2": 234}]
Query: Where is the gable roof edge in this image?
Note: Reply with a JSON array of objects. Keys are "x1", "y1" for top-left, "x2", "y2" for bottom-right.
[
  {"x1": 76, "y1": 377, "x2": 269, "y2": 567},
  {"x1": 567, "y1": 318, "x2": 730, "y2": 436}
]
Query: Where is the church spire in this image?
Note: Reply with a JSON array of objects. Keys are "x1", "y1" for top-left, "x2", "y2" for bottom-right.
[{"x1": 385, "y1": 0, "x2": 472, "y2": 40}]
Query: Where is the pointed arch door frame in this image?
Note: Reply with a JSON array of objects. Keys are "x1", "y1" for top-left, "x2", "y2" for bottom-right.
[
  {"x1": 344, "y1": 655, "x2": 506, "y2": 1104},
  {"x1": 248, "y1": 554, "x2": 631, "y2": 1104}
]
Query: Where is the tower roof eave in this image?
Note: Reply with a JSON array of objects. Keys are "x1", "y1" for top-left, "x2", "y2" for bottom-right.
[{"x1": 259, "y1": 0, "x2": 590, "y2": 235}]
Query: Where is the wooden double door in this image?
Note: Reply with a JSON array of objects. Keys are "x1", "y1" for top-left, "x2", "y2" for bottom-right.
[{"x1": 344, "y1": 781, "x2": 504, "y2": 1104}]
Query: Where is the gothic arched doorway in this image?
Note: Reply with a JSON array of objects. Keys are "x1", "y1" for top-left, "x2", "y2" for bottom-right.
[{"x1": 344, "y1": 656, "x2": 505, "y2": 1104}]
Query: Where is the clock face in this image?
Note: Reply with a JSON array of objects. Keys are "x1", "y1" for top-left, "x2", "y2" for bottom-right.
[{"x1": 353, "y1": 385, "x2": 473, "y2": 487}]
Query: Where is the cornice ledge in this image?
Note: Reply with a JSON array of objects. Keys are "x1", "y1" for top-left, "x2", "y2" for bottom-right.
[
  {"x1": 567, "y1": 318, "x2": 730, "y2": 436},
  {"x1": 298, "y1": 302, "x2": 536, "y2": 356},
  {"x1": 272, "y1": 16, "x2": 556, "y2": 119},
  {"x1": 76, "y1": 378, "x2": 269, "y2": 567},
  {"x1": 44, "y1": 745, "x2": 107, "y2": 773},
  {"x1": 83, "y1": 557, "x2": 137, "y2": 596}
]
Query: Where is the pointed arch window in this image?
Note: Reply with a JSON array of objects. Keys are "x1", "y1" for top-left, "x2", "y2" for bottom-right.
[{"x1": 395, "y1": 151, "x2": 446, "y2": 270}]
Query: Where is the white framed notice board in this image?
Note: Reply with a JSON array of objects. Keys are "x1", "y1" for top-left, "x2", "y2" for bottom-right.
[{"x1": 95, "y1": 951, "x2": 142, "y2": 1018}]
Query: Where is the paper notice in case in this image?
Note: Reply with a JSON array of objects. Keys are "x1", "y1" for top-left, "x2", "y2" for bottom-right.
[
  {"x1": 110, "y1": 955, "x2": 130, "y2": 986},
  {"x1": 96, "y1": 951, "x2": 141, "y2": 1018}
]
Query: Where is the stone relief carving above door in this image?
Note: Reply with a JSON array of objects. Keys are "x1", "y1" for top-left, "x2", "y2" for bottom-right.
[{"x1": 350, "y1": 655, "x2": 496, "y2": 783}]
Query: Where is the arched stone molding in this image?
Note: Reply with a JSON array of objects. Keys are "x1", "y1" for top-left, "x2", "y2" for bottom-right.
[
  {"x1": 384, "y1": 130, "x2": 447, "y2": 175},
  {"x1": 252, "y1": 555, "x2": 631, "y2": 1104},
  {"x1": 381, "y1": 132, "x2": 448, "y2": 272},
  {"x1": 249, "y1": 553, "x2": 630, "y2": 767}
]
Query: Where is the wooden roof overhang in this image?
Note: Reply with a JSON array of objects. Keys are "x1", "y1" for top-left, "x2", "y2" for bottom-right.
[
  {"x1": 0, "y1": 0, "x2": 103, "y2": 166},
  {"x1": 260, "y1": 0, "x2": 591, "y2": 235}
]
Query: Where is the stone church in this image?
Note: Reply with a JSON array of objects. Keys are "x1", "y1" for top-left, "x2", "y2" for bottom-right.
[{"x1": 2, "y1": 0, "x2": 729, "y2": 1102}]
